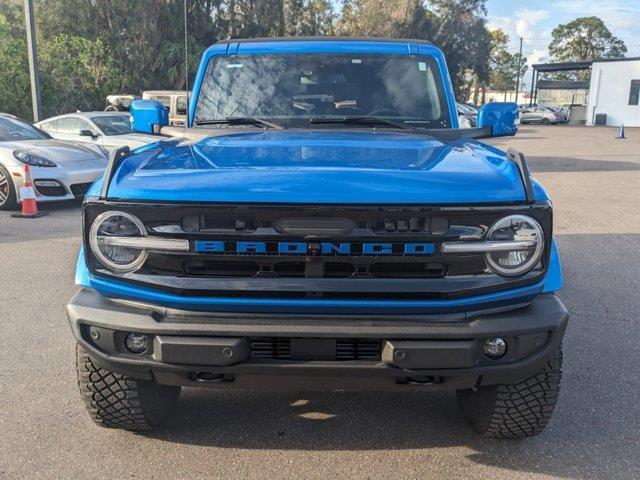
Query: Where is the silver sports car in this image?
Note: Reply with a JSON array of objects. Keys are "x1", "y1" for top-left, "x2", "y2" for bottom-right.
[{"x1": 0, "y1": 114, "x2": 108, "y2": 210}]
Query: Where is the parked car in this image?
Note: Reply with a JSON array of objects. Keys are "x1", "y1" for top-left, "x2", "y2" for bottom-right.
[
  {"x1": 0, "y1": 114, "x2": 108, "y2": 210},
  {"x1": 35, "y1": 112, "x2": 158, "y2": 151},
  {"x1": 458, "y1": 114, "x2": 472, "y2": 128},
  {"x1": 456, "y1": 102, "x2": 478, "y2": 126},
  {"x1": 519, "y1": 106, "x2": 562, "y2": 125},
  {"x1": 551, "y1": 106, "x2": 570, "y2": 124},
  {"x1": 68, "y1": 37, "x2": 567, "y2": 439},
  {"x1": 142, "y1": 90, "x2": 190, "y2": 126}
]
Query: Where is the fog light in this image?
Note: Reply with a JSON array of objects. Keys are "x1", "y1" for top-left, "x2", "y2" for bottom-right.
[
  {"x1": 89, "y1": 326, "x2": 100, "y2": 340},
  {"x1": 125, "y1": 332, "x2": 149, "y2": 354},
  {"x1": 483, "y1": 337, "x2": 507, "y2": 359}
]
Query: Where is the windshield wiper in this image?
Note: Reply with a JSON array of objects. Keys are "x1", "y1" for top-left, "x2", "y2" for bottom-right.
[
  {"x1": 196, "y1": 117, "x2": 283, "y2": 129},
  {"x1": 309, "y1": 116, "x2": 413, "y2": 130}
]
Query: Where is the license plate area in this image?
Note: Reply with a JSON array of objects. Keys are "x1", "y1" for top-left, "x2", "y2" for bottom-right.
[{"x1": 290, "y1": 338, "x2": 337, "y2": 360}]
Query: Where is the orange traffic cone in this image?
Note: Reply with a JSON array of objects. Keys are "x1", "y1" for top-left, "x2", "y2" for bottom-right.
[{"x1": 11, "y1": 164, "x2": 49, "y2": 218}]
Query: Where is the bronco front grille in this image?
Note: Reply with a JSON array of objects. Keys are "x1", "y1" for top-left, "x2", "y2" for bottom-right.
[{"x1": 83, "y1": 202, "x2": 552, "y2": 300}]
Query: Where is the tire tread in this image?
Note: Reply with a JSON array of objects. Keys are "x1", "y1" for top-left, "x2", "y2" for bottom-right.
[
  {"x1": 458, "y1": 349, "x2": 562, "y2": 438},
  {"x1": 75, "y1": 344, "x2": 178, "y2": 430}
]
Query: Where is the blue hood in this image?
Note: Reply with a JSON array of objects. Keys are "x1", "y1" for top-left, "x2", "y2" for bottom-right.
[{"x1": 99, "y1": 130, "x2": 543, "y2": 204}]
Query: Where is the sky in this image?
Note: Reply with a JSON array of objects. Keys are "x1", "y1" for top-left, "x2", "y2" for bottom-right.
[{"x1": 486, "y1": 0, "x2": 640, "y2": 88}]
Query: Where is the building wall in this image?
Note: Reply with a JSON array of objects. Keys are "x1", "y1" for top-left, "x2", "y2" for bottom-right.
[
  {"x1": 537, "y1": 89, "x2": 588, "y2": 109},
  {"x1": 465, "y1": 90, "x2": 531, "y2": 106},
  {"x1": 587, "y1": 60, "x2": 640, "y2": 127}
]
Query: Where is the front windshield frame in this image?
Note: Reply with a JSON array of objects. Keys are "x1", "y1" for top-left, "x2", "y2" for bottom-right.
[
  {"x1": 90, "y1": 115, "x2": 133, "y2": 136},
  {"x1": 194, "y1": 53, "x2": 453, "y2": 130},
  {"x1": 0, "y1": 116, "x2": 50, "y2": 142}
]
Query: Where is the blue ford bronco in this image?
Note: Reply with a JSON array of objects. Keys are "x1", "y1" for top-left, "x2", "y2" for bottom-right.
[{"x1": 67, "y1": 38, "x2": 568, "y2": 438}]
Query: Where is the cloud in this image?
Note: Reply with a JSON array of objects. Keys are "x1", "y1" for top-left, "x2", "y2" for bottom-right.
[
  {"x1": 488, "y1": 8, "x2": 551, "y2": 47},
  {"x1": 487, "y1": 9, "x2": 552, "y2": 91},
  {"x1": 555, "y1": 0, "x2": 640, "y2": 31},
  {"x1": 515, "y1": 8, "x2": 551, "y2": 40}
]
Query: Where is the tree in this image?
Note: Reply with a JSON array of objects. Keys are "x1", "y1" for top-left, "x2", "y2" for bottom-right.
[
  {"x1": 0, "y1": 5, "x2": 32, "y2": 119},
  {"x1": 335, "y1": 0, "x2": 431, "y2": 39},
  {"x1": 429, "y1": 0, "x2": 491, "y2": 99},
  {"x1": 486, "y1": 29, "x2": 527, "y2": 100},
  {"x1": 39, "y1": 35, "x2": 120, "y2": 116},
  {"x1": 549, "y1": 16, "x2": 627, "y2": 63}
]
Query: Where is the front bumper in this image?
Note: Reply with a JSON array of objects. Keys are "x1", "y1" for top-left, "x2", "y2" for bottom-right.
[
  {"x1": 8, "y1": 164, "x2": 103, "y2": 202},
  {"x1": 67, "y1": 289, "x2": 568, "y2": 391}
]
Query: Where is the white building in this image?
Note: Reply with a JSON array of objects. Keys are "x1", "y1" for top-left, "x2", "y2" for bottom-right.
[{"x1": 586, "y1": 58, "x2": 640, "y2": 127}]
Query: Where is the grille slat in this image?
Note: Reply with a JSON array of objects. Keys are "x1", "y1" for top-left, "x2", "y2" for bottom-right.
[{"x1": 250, "y1": 338, "x2": 382, "y2": 361}]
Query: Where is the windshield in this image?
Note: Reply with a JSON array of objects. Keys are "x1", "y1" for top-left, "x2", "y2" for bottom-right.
[
  {"x1": 91, "y1": 115, "x2": 133, "y2": 135},
  {"x1": 194, "y1": 54, "x2": 451, "y2": 129},
  {"x1": 0, "y1": 117, "x2": 49, "y2": 142}
]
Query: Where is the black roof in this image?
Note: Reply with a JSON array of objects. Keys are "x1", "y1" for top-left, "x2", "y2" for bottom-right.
[
  {"x1": 532, "y1": 61, "x2": 592, "y2": 72},
  {"x1": 216, "y1": 36, "x2": 434, "y2": 45},
  {"x1": 532, "y1": 56, "x2": 640, "y2": 72}
]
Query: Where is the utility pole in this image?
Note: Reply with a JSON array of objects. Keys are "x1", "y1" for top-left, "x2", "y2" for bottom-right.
[
  {"x1": 514, "y1": 36, "x2": 523, "y2": 105},
  {"x1": 23, "y1": 0, "x2": 42, "y2": 121}
]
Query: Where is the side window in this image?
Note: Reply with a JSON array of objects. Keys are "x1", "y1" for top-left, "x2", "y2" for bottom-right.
[
  {"x1": 56, "y1": 117, "x2": 96, "y2": 134},
  {"x1": 39, "y1": 119, "x2": 59, "y2": 133},
  {"x1": 629, "y1": 80, "x2": 640, "y2": 106},
  {"x1": 155, "y1": 96, "x2": 171, "y2": 114},
  {"x1": 176, "y1": 96, "x2": 188, "y2": 116}
]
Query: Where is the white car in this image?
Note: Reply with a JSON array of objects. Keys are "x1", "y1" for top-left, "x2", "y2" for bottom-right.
[
  {"x1": 0, "y1": 114, "x2": 108, "y2": 210},
  {"x1": 35, "y1": 112, "x2": 158, "y2": 151}
]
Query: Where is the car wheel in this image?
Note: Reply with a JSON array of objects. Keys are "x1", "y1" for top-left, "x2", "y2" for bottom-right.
[
  {"x1": 76, "y1": 344, "x2": 181, "y2": 431},
  {"x1": 0, "y1": 165, "x2": 18, "y2": 210},
  {"x1": 456, "y1": 348, "x2": 562, "y2": 438},
  {"x1": 541, "y1": 118, "x2": 551, "y2": 125}
]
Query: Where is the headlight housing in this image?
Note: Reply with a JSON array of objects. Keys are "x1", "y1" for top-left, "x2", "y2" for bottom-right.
[
  {"x1": 89, "y1": 211, "x2": 148, "y2": 273},
  {"x1": 13, "y1": 150, "x2": 57, "y2": 167},
  {"x1": 484, "y1": 214, "x2": 544, "y2": 276}
]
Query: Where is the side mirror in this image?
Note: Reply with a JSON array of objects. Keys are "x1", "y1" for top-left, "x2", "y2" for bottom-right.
[
  {"x1": 130, "y1": 99, "x2": 169, "y2": 134},
  {"x1": 80, "y1": 129, "x2": 97, "y2": 138},
  {"x1": 477, "y1": 102, "x2": 519, "y2": 137}
]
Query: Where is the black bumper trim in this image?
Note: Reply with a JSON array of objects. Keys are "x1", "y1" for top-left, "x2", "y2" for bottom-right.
[{"x1": 67, "y1": 288, "x2": 568, "y2": 388}]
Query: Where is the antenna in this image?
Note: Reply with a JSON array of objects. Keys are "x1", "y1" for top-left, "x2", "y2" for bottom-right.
[{"x1": 183, "y1": 0, "x2": 189, "y2": 135}]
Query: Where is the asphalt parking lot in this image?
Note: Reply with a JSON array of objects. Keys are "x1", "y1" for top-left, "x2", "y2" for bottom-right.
[{"x1": 1, "y1": 125, "x2": 639, "y2": 479}]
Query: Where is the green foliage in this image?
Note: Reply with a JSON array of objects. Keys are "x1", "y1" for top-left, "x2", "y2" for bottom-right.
[
  {"x1": 39, "y1": 35, "x2": 120, "y2": 116},
  {"x1": 1, "y1": 0, "x2": 531, "y2": 118},
  {"x1": 428, "y1": 0, "x2": 491, "y2": 98},
  {"x1": 488, "y1": 29, "x2": 526, "y2": 94},
  {"x1": 549, "y1": 16, "x2": 627, "y2": 63},
  {"x1": 0, "y1": 10, "x2": 32, "y2": 119}
]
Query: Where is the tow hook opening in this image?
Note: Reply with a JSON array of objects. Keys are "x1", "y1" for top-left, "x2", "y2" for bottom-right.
[
  {"x1": 397, "y1": 375, "x2": 442, "y2": 386},
  {"x1": 189, "y1": 372, "x2": 229, "y2": 383}
]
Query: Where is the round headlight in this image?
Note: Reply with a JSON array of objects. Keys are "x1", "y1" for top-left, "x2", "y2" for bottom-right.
[
  {"x1": 89, "y1": 211, "x2": 148, "y2": 273},
  {"x1": 485, "y1": 215, "x2": 544, "y2": 277}
]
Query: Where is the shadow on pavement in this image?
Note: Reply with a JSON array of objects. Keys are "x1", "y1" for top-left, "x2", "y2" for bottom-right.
[{"x1": 140, "y1": 233, "x2": 640, "y2": 479}]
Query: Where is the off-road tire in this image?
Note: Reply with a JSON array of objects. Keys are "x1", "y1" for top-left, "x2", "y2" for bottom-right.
[
  {"x1": 457, "y1": 348, "x2": 562, "y2": 438},
  {"x1": 75, "y1": 344, "x2": 180, "y2": 431},
  {"x1": 0, "y1": 164, "x2": 18, "y2": 210}
]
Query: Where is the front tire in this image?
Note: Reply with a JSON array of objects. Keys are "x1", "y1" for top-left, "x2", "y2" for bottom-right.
[
  {"x1": 457, "y1": 348, "x2": 562, "y2": 438},
  {"x1": 75, "y1": 344, "x2": 180, "y2": 431},
  {"x1": 0, "y1": 165, "x2": 18, "y2": 210}
]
